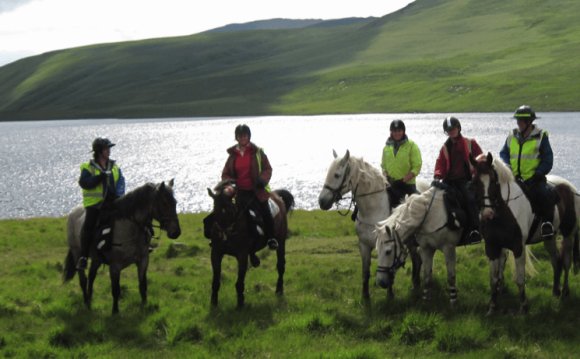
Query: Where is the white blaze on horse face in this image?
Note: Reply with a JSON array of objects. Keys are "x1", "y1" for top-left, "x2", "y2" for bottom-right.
[
  {"x1": 480, "y1": 174, "x2": 495, "y2": 220},
  {"x1": 319, "y1": 156, "x2": 350, "y2": 209},
  {"x1": 375, "y1": 227, "x2": 396, "y2": 287}
]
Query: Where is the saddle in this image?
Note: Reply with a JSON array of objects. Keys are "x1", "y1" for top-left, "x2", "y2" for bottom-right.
[
  {"x1": 95, "y1": 210, "x2": 115, "y2": 253},
  {"x1": 432, "y1": 180, "x2": 467, "y2": 230}
]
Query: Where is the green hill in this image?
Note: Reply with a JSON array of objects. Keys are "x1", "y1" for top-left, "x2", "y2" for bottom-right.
[{"x1": 1, "y1": 0, "x2": 580, "y2": 120}]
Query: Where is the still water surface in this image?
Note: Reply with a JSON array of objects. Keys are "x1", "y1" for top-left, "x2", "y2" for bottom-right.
[{"x1": 0, "y1": 113, "x2": 578, "y2": 219}]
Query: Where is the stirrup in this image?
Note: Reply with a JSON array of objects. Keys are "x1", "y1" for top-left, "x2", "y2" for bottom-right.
[
  {"x1": 76, "y1": 256, "x2": 88, "y2": 270},
  {"x1": 541, "y1": 222, "x2": 554, "y2": 239},
  {"x1": 468, "y1": 230, "x2": 482, "y2": 244},
  {"x1": 267, "y1": 238, "x2": 278, "y2": 250}
]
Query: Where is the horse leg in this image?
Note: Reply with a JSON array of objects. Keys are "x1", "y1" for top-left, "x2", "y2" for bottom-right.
[
  {"x1": 487, "y1": 257, "x2": 502, "y2": 316},
  {"x1": 358, "y1": 242, "x2": 372, "y2": 300},
  {"x1": 409, "y1": 245, "x2": 422, "y2": 292},
  {"x1": 497, "y1": 249, "x2": 508, "y2": 294},
  {"x1": 86, "y1": 259, "x2": 100, "y2": 310},
  {"x1": 444, "y1": 246, "x2": 458, "y2": 305},
  {"x1": 109, "y1": 267, "x2": 121, "y2": 315},
  {"x1": 544, "y1": 239, "x2": 562, "y2": 297},
  {"x1": 275, "y1": 239, "x2": 286, "y2": 295},
  {"x1": 137, "y1": 256, "x2": 149, "y2": 307},
  {"x1": 236, "y1": 253, "x2": 249, "y2": 309},
  {"x1": 419, "y1": 247, "x2": 435, "y2": 301},
  {"x1": 514, "y1": 253, "x2": 528, "y2": 314},
  {"x1": 210, "y1": 249, "x2": 223, "y2": 307},
  {"x1": 78, "y1": 269, "x2": 89, "y2": 308},
  {"x1": 561, "y1": 235, "x2": 573, "y2": 298}
]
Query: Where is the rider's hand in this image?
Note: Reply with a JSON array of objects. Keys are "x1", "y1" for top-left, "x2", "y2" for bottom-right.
[{"x1": 255, "y1": 177, "x2": 266, "y2": 189}]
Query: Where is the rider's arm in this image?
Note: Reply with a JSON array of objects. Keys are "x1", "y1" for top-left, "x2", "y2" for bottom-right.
[
  {"x1": 115, "y1": 168, "x2": 126, "y2": 197},
  {"x1": 78, "y1": 167, "x2": 104, "y2": 189},
  {"x1": 536, "y1": 133, "x2": 553, "y2": 176},
  {"x1": 433, "y1": 146, "x2": 447, "y2": 180},
  {"x1": 499, "y1": 140, "x2": 511, "y2": 168},
  {"x1": 408, "y1": 141, "x2": 422, "y2": 180},
  {"x1": 258, "y1": 149, "x2": 272, "y2": 185}
]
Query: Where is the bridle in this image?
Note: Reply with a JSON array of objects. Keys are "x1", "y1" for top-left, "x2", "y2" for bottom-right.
[
  {"x1": 477, "y1": 167, "x2": 524, "y2": 210},
  {"x1": 376, "y1": 227, "x2": 409, "y2": 276}
]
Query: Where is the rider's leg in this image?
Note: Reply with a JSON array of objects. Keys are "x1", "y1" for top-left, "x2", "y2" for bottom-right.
[
  {"x1": 463, "y1": 182, "x2": 482, "y2": 244},
  {"x1": 78, "y1": 206, "x2": 100, "y2": 270}
]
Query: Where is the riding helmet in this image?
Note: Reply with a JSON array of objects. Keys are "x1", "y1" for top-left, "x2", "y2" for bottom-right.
[
  {"x1": 390, "y1": 119, "x2": 406, "y2": 132},
  {"x1": 443, "y1": 116, "x2": 461, "y2": 133},
  {"x1": 92, "y1": 137, "x2": 115, "y2": 153},
  {"x1": 513, "y1": 105, "x2": 538, "y2": 121},
  {"x1": 235, "y1": 124, "x2": 251, "y2": 140}
]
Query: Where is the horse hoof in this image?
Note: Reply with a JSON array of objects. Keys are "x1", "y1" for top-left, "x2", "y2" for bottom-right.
[
  {"x1": 518, "y1": 306, "x2": 529, "y2": 315},
  {"x1": 486, "y1": 308, "x2": 495, "y2": 317},
  {"x1": 562, "y1": 288, "x2": 570, "y2": 298},
  {"x1": 552, "y1": 289, "x2": 561, "y2": 298},
  {"x1": 449, "y1": 298, "x2": 458, "y2": 307}
]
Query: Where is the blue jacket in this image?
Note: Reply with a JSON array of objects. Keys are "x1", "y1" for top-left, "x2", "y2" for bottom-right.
[{"x1": 79, "y1": 161, "x2": 125, "y2": 198}]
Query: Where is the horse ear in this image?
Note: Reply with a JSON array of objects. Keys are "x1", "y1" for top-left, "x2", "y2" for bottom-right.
[
  {"x1": 207, "y1": 188, "x2": 216, "y2": 199},
  {"x1": 469, "y1": 154, "x2": 478, "y2": 167},
  {"x1": 340, "y1": 150, "x2": 350, "y2": 165},
  {"x1": 168, "y1": 178, "x2": 175, "y2": 188},
  {"x1": 487, "y1": 152, "x2": 493, "y2": 166},
  {"x1": 333, "y1": 149, "x2": 338, "y2": 159}
]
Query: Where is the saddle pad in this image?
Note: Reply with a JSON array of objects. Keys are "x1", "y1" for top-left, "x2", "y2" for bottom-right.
[{"x1": 268, "y1": 198, "x2": 280, "y2": 218}]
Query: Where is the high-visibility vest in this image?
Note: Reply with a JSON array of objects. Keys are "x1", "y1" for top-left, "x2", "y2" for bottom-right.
[
  {"x1": 381, "y1": 139, "x2": 422, "y2": 184},
  {"x1": 507, "y1": 128, "x2": 546, "y2": 181},
  {"x1": 256, "y1": 148, "x2": 271, "y2": 192},
  {"x1": 81, "y1": 161, "x2": 120, "y2": 207}
]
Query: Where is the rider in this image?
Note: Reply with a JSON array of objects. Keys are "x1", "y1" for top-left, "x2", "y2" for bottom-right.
[
  {"x1": 221, "y1": 124, "x2": 277, "y2": 250},
  {"x1": 77, "y1": 138, "x2": 125, "y2": 270},
  {"x1": 434, "y1": 116, "x2": 483, "y2": 245},
  {"x1": 499, "y1": 105, "x2": 555, "y2": 239},
  {"x1": 382, "y1": 119, "x2": 422, "y2": 206}
]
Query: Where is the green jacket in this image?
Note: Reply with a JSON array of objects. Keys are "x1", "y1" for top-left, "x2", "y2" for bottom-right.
[{"x1": 381, "y1": 137, "x2": 422, "y2": 184}]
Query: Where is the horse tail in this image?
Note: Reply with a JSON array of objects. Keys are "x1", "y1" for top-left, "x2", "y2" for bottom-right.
[
  {"x1": 63, "y1": 249, "x2": 76, "y2": 283},
  {"x1": 506, "y1": 246, "x2": 538, "y2": 279},
  {"x1": 573, "y1": 231, "x2": 580, "y2": 275},
  {"x1": 274, "y1": 189, "x2": 295, "y2": 212}
]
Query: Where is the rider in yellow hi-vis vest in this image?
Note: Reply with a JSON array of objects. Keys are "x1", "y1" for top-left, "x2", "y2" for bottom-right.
[
  {"x1": 382, "y1": 119, "x2": 422, "y2": 206},
  {"x1": 77, "y1": 138, "x2": 125, "y2": 270},
  {"x1": 499, "y1": 105, "x2": 555, "y2": 239}
]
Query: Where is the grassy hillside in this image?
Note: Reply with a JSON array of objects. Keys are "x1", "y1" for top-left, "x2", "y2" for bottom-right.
[
  {"x1": 1, "y1": 212, "x2": 579, "y2": 357},
  {"x1": 1, "y1": 0, "x2": 580, "y2": 120}
]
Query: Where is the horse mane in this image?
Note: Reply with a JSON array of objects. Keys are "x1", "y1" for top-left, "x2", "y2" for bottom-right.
[
  {"x1": 376, "y1": 187, "x2": 435, "y2": 238},
  {"x1": 492, "y1": 157, "x2": 515, "y2": 184},
  {"x1": 348, "y1": 156, "x2": 387, "y2": 194},
  {"x1": 114, "y1": 183, "x2": 156, "y2": 219}
]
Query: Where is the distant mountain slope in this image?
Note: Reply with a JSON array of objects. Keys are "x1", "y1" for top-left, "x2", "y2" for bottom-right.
[
  {"x1": 205, "y1": 18, "x2": 324, "y2": 32},
  {"x1": 1, "y1": 0, "x2": 579, "y2": 120}
]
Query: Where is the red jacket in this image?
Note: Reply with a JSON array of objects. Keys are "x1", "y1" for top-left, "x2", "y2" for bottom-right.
[
  {"x1": 434, "y1": 135, "x2": 482, "y2": 180},
  {"x1": 221, "y1": 142, "x2": 272, "y2": 202}
]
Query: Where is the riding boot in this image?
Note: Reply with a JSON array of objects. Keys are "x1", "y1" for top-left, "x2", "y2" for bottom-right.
[
  {"x1": 541, "y1": 208, "x2": 555, "y2": 240},
  {"x1": 351, "y1": 205, "x2": 358, "y2": 222},
  {"x1": 259, "y1": 200, "x2": 278, "y2": 250}
]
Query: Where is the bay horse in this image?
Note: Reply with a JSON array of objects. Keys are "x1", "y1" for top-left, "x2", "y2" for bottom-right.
[
  {"x1": 207, "y1": 180, "x2": 294, "y2": 308},
  {"x1": 63, "y1": 179, "x2": 181, "y2": 314},
  {"x1": 375, "y1": 185, "x2": 468, "y2": 304},
  {"x1": 472, "y1": 153, "x2": 579, "y2": 315},
  {"x1": 318, "y1": 150, "x2": 427, "y2": 300}
]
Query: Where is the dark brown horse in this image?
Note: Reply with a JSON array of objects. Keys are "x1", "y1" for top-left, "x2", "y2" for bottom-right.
[
  {"x1": 472, "y1": 154, "x2": 579, "y2": 314},
  {"x1": 207, "y1": 180, "x2": 294, "y2": 308},
  {"x1": 63, "y1": 180, "x2": 181, "y2": 314}
]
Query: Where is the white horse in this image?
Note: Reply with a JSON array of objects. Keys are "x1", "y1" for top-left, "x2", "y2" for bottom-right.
[
  {"x1": 318, "y1": 150, "x2": 427, "y2": 299},
  {"x1": 472, "y1": 153, "x2": 580, "y2": 315},
  {"x1": 375, "y1": 183, "x2": 467, "y2": 304}
]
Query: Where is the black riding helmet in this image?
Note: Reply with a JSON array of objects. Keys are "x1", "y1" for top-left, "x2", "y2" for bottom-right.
[
  {"x1": 443, "y1": 116, "x2": 461, "y2": 134},
  {"x1": 513, "y1": 105, "x2": 538, "y2": 122},
  {"x1": 92, "y1": 137, "x2": 115, "y2": 153},
  {"x1": 235, "y1": 124, "x2": 251, "y2": 140},
  {"x1": 390, "y1": 119, "x2": 406, "y2": 132}
]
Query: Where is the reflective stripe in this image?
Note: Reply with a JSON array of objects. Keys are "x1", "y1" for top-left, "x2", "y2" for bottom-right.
[
  {"x1": 508, "y1": 130, "x2": 544, "y2": 180},
  {"x1": 81, "y1": 161, "x2": 121, "y2": 207}
]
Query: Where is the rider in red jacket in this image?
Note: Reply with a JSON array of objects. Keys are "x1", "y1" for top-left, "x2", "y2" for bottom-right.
[{"x1": 434, "y1": 117, "x2": 483, "y2": 245}]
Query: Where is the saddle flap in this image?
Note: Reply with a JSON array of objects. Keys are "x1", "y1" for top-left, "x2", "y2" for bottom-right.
[{"x1": 268, "y1": 198, "x2": 280, "y2": 218}]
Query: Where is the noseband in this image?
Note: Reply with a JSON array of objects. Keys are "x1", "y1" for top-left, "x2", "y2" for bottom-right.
[{"x1": 376, "y1": 228, "x2": 408, "y2": 276}]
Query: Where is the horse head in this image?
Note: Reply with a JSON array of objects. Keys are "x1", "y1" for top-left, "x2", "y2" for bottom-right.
[
  {"x1": 471, "y1": 152, "x2": 502, "y2": 221},
  {"x1": 152, "y1": 178, "x2": 181, "y2": 239},
  {"x1": 318, "y1": 149, "x2": 351, "y2": 210},
  {"x1": 375, "y1": 223, "x2": 407, "y2": 289},
  {"x1": 207, "y1": 179, "x2": 238, "y2": 228}
]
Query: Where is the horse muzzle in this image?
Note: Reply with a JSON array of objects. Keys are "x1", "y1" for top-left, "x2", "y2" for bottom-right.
[
  {"x1": 318, "y1": 190, "x2": 335, "y2": 210},
  {"x1": 376, "y1": 272, "x2": 394, "y2": 289},
  {"x1": 482, "y1": 208, "x2": 495, "y2": 221}
]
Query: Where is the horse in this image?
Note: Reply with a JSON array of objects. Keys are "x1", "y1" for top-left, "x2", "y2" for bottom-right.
[
  {"x1": 63, "y1": 179, "x2": 181, "y2": 314},
  {"x1": 471, "y1": 153, "x2": 579, "y2": 315},
  {"x1": 318, "y1": 150, "x2": 427, "y2": 299},
  {"x1": 206, "y1": 180, "x2": 294, "y2": 308},
  {"x1": 375, "y1": 181, "x2": 469, "y2": 304}
]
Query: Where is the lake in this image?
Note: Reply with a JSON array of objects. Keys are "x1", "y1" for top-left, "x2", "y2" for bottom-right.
[{"x1": 1, "y1": 113, "x2": 579, "y2": 219}]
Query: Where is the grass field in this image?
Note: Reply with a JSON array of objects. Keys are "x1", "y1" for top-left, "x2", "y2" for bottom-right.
[
  {"x1": 1, "y1": 211, "x2": 579, "y2": 358},
  {"x1": 1, "y1": 0, "x2": 580, "y2": 120}
]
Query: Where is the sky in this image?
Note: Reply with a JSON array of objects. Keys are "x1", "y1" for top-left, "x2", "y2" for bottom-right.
[{"x1": 0, "y1": 0, "x2": 414, "y2": 66}]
